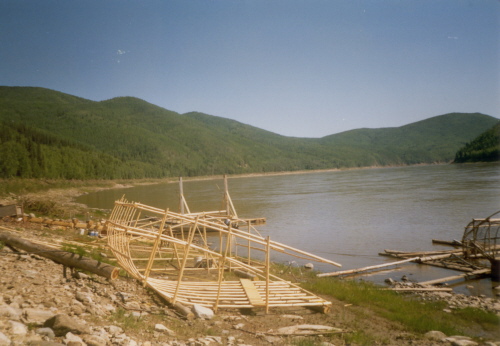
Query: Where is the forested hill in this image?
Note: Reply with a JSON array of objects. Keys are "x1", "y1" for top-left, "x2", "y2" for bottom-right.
[
  {"x1": 454, "y1": 122, "x2": 500, "y2": 163},
  {"x1": 0, "y1": 86, "x2": 498, "y2": 179}
]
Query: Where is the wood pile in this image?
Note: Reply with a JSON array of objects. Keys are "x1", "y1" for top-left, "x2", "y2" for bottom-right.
[{"x1": 318, "y1": 211, "x2": 500, "y2": 287}]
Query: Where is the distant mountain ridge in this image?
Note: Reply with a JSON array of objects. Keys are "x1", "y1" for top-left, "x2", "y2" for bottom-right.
[{"x1": 0, "y1": 86, "x2": 498, "y2": 179}]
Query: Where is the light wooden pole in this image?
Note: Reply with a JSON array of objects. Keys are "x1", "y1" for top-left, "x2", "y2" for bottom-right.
[
  {"x1": 265, "y1": 236, "x2": 271, "y2": 313},
  {"x1": 172, "y1": 216, "x2": 199, "y2": 304}
]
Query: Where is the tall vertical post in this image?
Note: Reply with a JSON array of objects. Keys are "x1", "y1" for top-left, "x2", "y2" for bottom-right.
[
  {"x1": 224, "y1": 174, "x2": 230, "y2": 216},
  {"x1": 247, "y1": 221, "x2": 251, "y2": 265},
  {"x1": 143, "y1": 208, "x2": 169, "y2": 286},
  {"x1": 179, "y1": 177, "x2": 184, "y2": 214},
  {"x1": 223, "y1": 175, "x2": 238, "y2": 219},
  {"x1": 215, "y1": 223, "x2": 232, "y2": 312},
  {"x1": 172, "y1": 216, "x2": 198, "y2": 304},
  {"x1": 265, "y1": 236, "x2": 271, "y2": 314}
]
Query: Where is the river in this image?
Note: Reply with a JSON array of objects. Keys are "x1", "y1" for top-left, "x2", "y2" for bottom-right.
[{"x1": 77, "y1": 162, "x2": 500, "y2": 297}]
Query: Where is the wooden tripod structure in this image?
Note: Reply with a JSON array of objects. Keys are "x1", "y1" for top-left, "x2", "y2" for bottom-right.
[{"x1": 106, "y1": 176, "x2": 341, "y2": 313}]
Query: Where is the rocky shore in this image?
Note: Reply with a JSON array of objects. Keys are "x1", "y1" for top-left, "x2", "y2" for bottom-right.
[
  {"x1": 1, "y1": 221, "x2": 499, "y2": 345},
  {"x1": 386, "y1": 281, "x2": 500, "y2": 315}
]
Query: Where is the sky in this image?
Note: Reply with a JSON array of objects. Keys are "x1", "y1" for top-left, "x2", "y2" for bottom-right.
[{"x1": 1, "y1": 1, "x2": 498, "y2": 138}]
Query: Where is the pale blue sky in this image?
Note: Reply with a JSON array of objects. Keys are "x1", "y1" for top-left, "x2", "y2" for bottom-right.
[{"x1": 1, "y1": 0, "x2": 498, "y2": 137}]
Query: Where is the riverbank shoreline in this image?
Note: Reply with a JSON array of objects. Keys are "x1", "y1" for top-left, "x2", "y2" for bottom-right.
[
  {"x1": 1, "y1": 165, "x2": 500, "y2": 344},
  {"x1": 1, "y1": 219, "x2": 499, "y2": 345},
  {"x1": 0, "y1": 162, "x2": 451, "y2": 211}
]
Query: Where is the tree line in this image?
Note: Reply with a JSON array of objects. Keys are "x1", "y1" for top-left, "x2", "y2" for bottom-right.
[
  {"x1": 454, "y1": 122, "x2": 500, "y2": 163},
  {"x1": 1, "y1": 87, "x2": 499, "y2": 180}
]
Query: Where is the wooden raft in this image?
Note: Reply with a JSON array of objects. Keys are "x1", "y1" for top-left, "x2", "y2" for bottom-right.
[{"x1": 106, "y1": 187, "x2": 340, "y2": 313}]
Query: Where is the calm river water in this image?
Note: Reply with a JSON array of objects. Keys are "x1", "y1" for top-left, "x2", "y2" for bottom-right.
[{"x1": 77, "y1": 162, "x2": 500, "y2": 296}]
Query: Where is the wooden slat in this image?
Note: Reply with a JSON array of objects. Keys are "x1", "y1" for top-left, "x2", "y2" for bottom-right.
[{"x1": 240, "y1": 279, "x2": 265, "y2": 306}]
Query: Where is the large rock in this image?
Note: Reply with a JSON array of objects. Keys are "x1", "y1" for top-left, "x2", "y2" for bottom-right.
[
  {"x1": 64, "y1": 332, "x2": 84, "y2": 345},
  {"x1": 43, "y1": 314, "x2": 90, "y2": 336},
  {"x1": 192, "y1": 304, "x2": 214, "y2": 320},
  {"x1": 20, "y1": 340, "x2": 65, "y2": 345},
  {"x1": 9, "y1": 320, "x2": 28, "y2": 336},
  {"x1": 75, "y1": 291, "x2": 93, "y2": 306},
  {"x1": 424, "y1": 330, "x2": 447, "y2": 340},
  {"x1": 105, "y1": 325, "x2": 123, "y2": 336},
  {"x1": 23, "y1": 308, "x2": 56, "y2": 325},
  {"x1": 0, "y1": 305, "x2": 22, "y2": 320},
  {"x1": 154, "y1": 323, "x2": 176, "y2": 336},
  {"x1": 82, "y1": 334, "x2": 108, "y2": 346},
  {"x1": 275, "y1": 324, "x2": 341, "y2": 335},
  {"x1": 444, "y1": 335, "x2": 478, "y2": 346},
  {"x1": 35, "y1": 327, "x2": 56, "y2": 338},
  {"x1": 0, "y1": 332, "x2": 11, "y2": 346}
]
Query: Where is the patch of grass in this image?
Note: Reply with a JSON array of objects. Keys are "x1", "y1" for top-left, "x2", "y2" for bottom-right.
[
  {"x1": 61, "y1": 243, "x2": 114, "y2": 265},
  {"x1": 109, "y1": 308, "x2": 144, "y2": 331},
  {"x1": 301, "y1": 277, "x2": 499, "y2": 337},
  {"x1": 454, "y1": 307, "x2": 500, "y2": 331},
  {"x1": 290, "y1": 337, "x2": 323, "y2": 346},
  {"x1": 0, "y1": 241, "x2": 4, "y2": 250},
  {"x1": 21, "y1": 197, "x2": 60, "y2": 216},
  {"x1": 0, "y1": 178, "x2": 114, "y2": 197},
  {"x1": 204, "y1": 327, "x2": 218, "y2": 336},
  {"x1": 343, "y1": 330, "x2": 383, "y2": 345}
]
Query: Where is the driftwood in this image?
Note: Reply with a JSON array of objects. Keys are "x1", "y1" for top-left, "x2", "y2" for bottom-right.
[
  {"x1": 317, "y1": 257, "x2": 419, "y2": 278},
  {"x1": 172, "y1": 302, "x2": 195, "y2": 320},
  {"x1": 381, "y1": 248, "x2": 463, "y2": 257},
  {"x1": 233, "y1": 269, "x2": 258, "y2": 281},
  {"x1": 384, "y1": 287, "x2": 453, "y2": 292},
  {"x1": 418, "y1": 268, "x2": 491, "y2": 286},
  {"x1": 268, "y1": 324, "x2": 347, "y2": 336},
  {"x1": 0, "y1": 231, "x2": 119, "y2": 280},
  {"x1": 432, "y1": 239, "x2": 462, "y2": 246}
]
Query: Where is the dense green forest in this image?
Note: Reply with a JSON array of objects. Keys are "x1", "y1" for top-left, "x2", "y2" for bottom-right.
[
  {"x1": 0, "y1": 86, "x2": 498, "y2": 180},
  {"x1": 454, "y1": 122, "x2": 500, "y2": 163}
]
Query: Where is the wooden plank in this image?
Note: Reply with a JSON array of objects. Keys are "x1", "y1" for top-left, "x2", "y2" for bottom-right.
[
  {"x1": 318, "y1": 257, "x2": 419, "y2": 277},
  {"x1": 384, "y1": 287, "x2": 453, "y2": 292},
  {"x1": 240, "y1": 279, "x2": 265, "y2": 306},
  {"x1": 432, "y1": 239, "x2": 462, "y2": 246},
  {"x1": 418, "y1": 268, "x2": 491, "y2": 286}
]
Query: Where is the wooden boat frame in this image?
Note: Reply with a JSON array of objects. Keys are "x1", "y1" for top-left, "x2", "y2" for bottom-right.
[{"x1": 106, "y1": 176, "x2": 341, "y2": 313}]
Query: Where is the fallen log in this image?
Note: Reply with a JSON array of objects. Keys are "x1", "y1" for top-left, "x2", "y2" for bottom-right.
[
  {"x1": 418, "y1": 268, "x2": 491, "y2": 286},
  {"x1": 0, "y1": 231, "x2": 119, "y2": 280},
  {"x1": 268, "y1": 324, "x2": 347, "y2": 336},
  {"x1": 383, "y1": 248, "x2": 463, "y2": 257},
  {"x1": 432, "y1": 239, "x2": 462, "y2": 246},
  {"x1": 317, "y1": 257, "x2": 419, "y2": 278},
  {"x1": 172, "y1": 302, "x2": 194, "y2": 320},
  {"x1": 383, "y1": 287, "x2": 453, "y2": 292}
]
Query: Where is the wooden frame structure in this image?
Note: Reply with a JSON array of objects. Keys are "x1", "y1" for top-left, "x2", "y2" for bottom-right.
[
  {"x1": 106, "y1": 176, "x2": 341, "y2": 313},
  {"x1": 461, "y1": 210, "x2": 500, "y2": 262}
]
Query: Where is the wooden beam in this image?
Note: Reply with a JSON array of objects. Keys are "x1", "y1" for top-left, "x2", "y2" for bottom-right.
[
  {"x1": 418, "y1": 268, "x2": 491, "y2": 286},
  {"x1": 240, "y1": 279, "x2": 265, "y2": 306},
  {"x1": 318, "y1": 257, "x2": 419, "y2": 278},
  {"x1": 0, "y1": 231, "x2": 119, "y2": 280}
]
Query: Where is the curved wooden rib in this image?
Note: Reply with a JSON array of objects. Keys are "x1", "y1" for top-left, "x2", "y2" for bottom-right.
[{"x1": 106, "y1": 197, "x2": 337, "y2": 312}]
